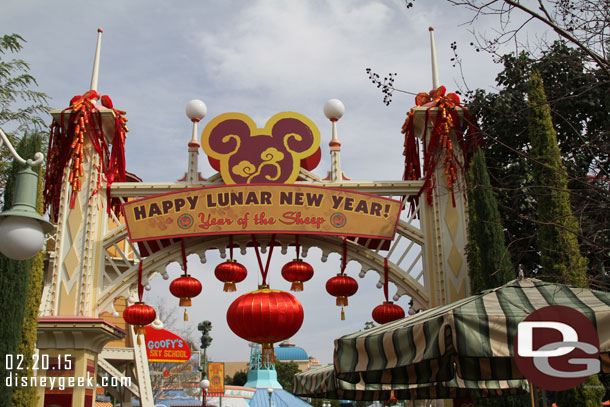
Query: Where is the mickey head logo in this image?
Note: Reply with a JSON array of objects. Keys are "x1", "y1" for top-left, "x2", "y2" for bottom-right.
[{"x1": 201, "y1": 112, "x2": 320, "y2": 185}]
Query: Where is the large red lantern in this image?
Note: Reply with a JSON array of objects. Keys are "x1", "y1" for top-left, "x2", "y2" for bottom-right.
[
  {"x1": 170, "y1": 274, "x2": 202, "y2": 320},
  {"x1": 214, "y1": 259, "x2": 247, "y2": 292},
  {"x1": 281, "y1": 259, "x2": 314, "y2": 292},
  {"x1": 326, "y1": 273, "x2": 358, "y2": 320},
  {"x1": 226, "y1": 286, "x2": 304, "y2": 363},
  {"x1": 123, "y1": 302, "x2": 156, "y2": 344},
  {"x1": 372, "y1": 301, "x2": 405, "y2": 325}
]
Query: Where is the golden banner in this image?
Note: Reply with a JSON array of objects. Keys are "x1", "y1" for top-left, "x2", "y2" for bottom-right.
[
  {"x1": 207, "y1": 362, "x2": 225, "y2": 396},
  {"x1": 122, "y1": 184, "x2": 401, "y2": 241}
]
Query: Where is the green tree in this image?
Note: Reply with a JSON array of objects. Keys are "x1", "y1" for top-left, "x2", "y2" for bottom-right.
[
  {"x1": 527, "y1": 70, "x2": 589, "y2": 286},
  {"x1": 226, "y1": 370, "x2": 248, "y2": 386},
  {"x1": 275, "y1": 361, "x2": 301, "y2": 393},
  {"x1": 466, "y1": 148, "x2": 514, "y2": 294},
  {"x1": 465, "y1": 149, "x2": 531, "y2": 407},
  {"x1": 0, "y1": 134, "x2": 44, "y2": 406},
  {"x1": 10, "y1": 134, "x2": 45, "y2": 407},
  {"x1": 466, "y1": 43, "x2": 609, "y2": 280},
  {"x1": 0, "y1": 33, "x2": 49, "y2": 196},
  {"x1": 555, "y1": 375, "x2": 605, "y2": 407},
  {"x1": 526, "y1": 69, "x2": 600, "y2": 406}
]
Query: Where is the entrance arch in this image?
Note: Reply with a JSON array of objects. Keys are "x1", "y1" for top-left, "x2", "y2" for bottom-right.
[{"x1": 38, "y1": 105, "x2": 471, "y2": 406}]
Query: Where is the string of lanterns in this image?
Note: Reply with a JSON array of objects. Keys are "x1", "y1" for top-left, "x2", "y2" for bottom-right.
[{"x1": 123, "y1": 235, "x2": 407, "y2": 349}]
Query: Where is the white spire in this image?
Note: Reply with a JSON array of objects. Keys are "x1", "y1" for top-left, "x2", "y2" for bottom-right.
[
  {"x1": 429, "y1": 26, "x2": 440, "y2": 89},
  {"x1": 90, "y1": 28, "x2": 103, "y2": 92}
]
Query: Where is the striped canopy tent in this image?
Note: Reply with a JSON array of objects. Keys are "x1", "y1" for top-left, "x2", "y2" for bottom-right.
[
  {"x1": 334, "y1": 279, "x2": 610, "y2": 385},
  {"x1": 293, "y1": 364, "x2": 528, "y2": 401}
]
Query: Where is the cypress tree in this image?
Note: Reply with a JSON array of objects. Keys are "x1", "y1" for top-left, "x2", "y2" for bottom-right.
[
  {"x1": 10, "y1": 134, "x2": 44, "y2": 407},
  {"x1": 466, "y1": 149, "x2": 530, "y2": 406},
  {"x1": 527, "y1": 70, "x2": 600, "y2": 405},
  {"x1": 0, "y1": 135, "x2": 40, "y2": 405},
  {"x1": 526, "y1": 70, "x2": 588, "y2": 287},
  {"x1": 466, "y1": 148, "x2": 514, "y2": 294}
]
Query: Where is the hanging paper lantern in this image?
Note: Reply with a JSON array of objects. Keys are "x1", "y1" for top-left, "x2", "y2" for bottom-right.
[
  {"x1": 372, "y1": 301, "x2": 405, "y2": 325},
  {"x1": 326, "y1": 273, "x2": 358, "y2": 320},
  {"x1": 170, "y1": 274, "x2": 202, "y2": 320},
  {"x1": 214, "y1": 259, "x2": 247, "y2": 292},
  {"x1": 170, "y1": 274, "x2": 202, "y2": 306},
  {"x1": 281, "y1": 259, "x2": 314, "y2": 292},
  {"x1": 123, "y1": 302, "x2": 156, "y2": 344},
  {"x1": 226, "y1": 286, "x2": 304, "y2": 363}
]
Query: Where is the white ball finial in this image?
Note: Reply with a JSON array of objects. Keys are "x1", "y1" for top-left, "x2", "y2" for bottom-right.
[
  {"x1": 186, "y1": 99, "x2": 207, "y2": 122},
  {"x1": 200, "y1": 379, "x2": 210, "y2": 389},
  {"x1": 323, "y1": 99, "x2": 344, "y2": 121}
]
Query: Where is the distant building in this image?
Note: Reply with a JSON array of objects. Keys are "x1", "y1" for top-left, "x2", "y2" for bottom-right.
[{"x1": 224, "y1": 341, "x2": 320, "y2": 379}]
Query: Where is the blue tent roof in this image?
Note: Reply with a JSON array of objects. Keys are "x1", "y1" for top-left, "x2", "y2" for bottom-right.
[
  {"x1": 274, "y1": 346, "x2": 308, "y2": 361},
  {"x1": 249, "y1": 388, "x2": 311, "y2": 407}
]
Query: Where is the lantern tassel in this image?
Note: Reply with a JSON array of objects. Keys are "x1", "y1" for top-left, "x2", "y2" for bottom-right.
[
  {"x1": 336, "y1": 296, "x2": 348, "y2": 307},
  {"x1": 341, "y1": 307, "x2": 345, "y2": 321},
  {"x1": 184, "y1": 309, "x2": 189, "y2": 321},
  {"x1": 137, "y1": 335, "x2": 142, "y2": 345},
  {"x1": 291, "y1": 281, "x2": 304, "y2": 292},
  {"x1": 223, "y1": 282, "x2": 237, "y2": 292}
]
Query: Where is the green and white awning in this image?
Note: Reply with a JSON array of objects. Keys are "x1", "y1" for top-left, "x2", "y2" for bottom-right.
[
  {"x1": 293, "y1": 364, "x2": 528, "y2": 401},
  {"x1": 334, "y1": 279, "x2": 610, "y2": 384}
]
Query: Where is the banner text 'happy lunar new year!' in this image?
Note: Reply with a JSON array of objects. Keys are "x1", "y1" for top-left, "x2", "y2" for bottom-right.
[{"x1": 122, "y1": 184, "x2": 401, "y2": 241}]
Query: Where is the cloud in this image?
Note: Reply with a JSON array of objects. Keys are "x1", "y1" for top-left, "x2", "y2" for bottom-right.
[{"x1": 197, "y1": 1, "x2": 413, "y2": 98}]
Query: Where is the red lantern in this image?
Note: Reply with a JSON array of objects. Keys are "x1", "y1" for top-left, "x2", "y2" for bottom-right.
[
  {"x1": 170, "y1": 274, "x2": 202, "y2": 320},
  {"x1": 226, "y1": 286, "x2": 304, "y2": 363},
  {"x1": 281, "y1": 259, "x2": 314, "y2": 292},
  {"x1": 123, "y1": 302, "x2": 156, "y2": 344},
  {"x1": 326, "y1": 273, "x2": 358, "y2": 320},
  {"x1": 214, "y1": 260, "x2": 247, "y2": 292},
  {"x1": 372, "y1": 301, "x2": 405, "y2": 325}
]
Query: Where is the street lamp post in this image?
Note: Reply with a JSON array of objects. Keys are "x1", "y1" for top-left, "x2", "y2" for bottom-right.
[
  {"x1": 0, "y1": 128, "x2": 54, "y2": 260},
  {"x1": 198, "y1": 321, "x2": 213, "y2": 407},
  {"x1": 267, "y1": 387, "x2": 273, "y2": 407},
  {"x1": 200, "y1": 379, "x2": 210, "y2": 407}
]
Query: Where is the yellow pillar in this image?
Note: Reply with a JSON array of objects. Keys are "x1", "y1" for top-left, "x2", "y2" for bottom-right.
[
  {"x1": 413, "y1": 106, "x2": 471, "y2": 308},
  {"x1": 36, "y1": 317, "x2": 124, "y2": 407}
]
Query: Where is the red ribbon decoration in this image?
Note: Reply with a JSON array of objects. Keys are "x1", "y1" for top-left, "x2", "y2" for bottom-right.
[
  {"x1": 295, "y1": 234, "x2": 300, "y2": 260},
  {"x1": 252, "y1": 235, "x2": 276, "y2": 286},
  {"x1": 229, "y1": 235, "x2": 234, "y2": 260},
  {"x1": 137, "y1": 261, "x2": 144, "y2": 302},
  {"x1": 44, "y1": 92, "x2": 128, "y2": 221},
  {"x1": 384, "y1": 257, "x2": 389, "y2": 302},
  {"x1": 341, "y1": 237, "x2": 347, "y2": 274},
  {"x1": 180, "y1": 238, "x2": 187, "y2": 274},
  {"x1": 401, "y1": 86, "x2": 482, "y2": 213}
]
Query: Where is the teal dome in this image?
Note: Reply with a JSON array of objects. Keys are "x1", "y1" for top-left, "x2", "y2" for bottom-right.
[{"x1": 274, "y1": 345, "x2": 308, "y2": 361}]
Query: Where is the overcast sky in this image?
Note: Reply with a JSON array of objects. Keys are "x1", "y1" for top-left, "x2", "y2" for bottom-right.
[{"x1": 4, "y1": 1, "x2": 546, "y2": 366}]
